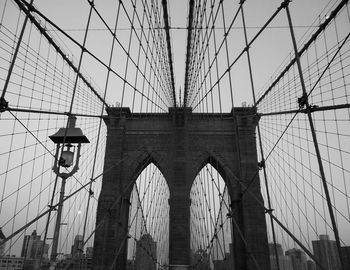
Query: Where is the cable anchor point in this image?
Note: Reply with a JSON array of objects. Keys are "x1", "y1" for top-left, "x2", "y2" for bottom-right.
[
  {"x1": 297, "y1": 93, "x2": 308, "y2": 109},
  {"x1": 48, "y1": 205, "x2": 57, "y2": 211},
  {"x1": 0, "y1": 97, "x2": 8, "y2": 113},
  {"x1": 281, "y1": 0, "x2": 291, "y2": 9},
  {"x1": 265, "y1": 208, "x2": 274, "y2": 214},
  {"x1": 258, "y1": 159, "x2": 265, "y2": 170}
]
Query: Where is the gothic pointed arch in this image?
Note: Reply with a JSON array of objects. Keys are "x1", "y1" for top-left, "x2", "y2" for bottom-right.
[
  {"x1": 129, "y1": 150, "x2": 170, "y2": 188},
  {"x1": 127, "y1": 161, "x2": 170, "y2": 268},
  {"x1": 189, "y1": 152, "x2": 240, "y2": 199},
  {"x1": 189, "y1": 162, "x2": 234, "y2": 268}
]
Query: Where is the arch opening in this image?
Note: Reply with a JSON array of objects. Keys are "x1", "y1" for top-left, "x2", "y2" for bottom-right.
[
  {"x1": 127, "y1": 162, "x2": 170, "y2": 269},
  {"x1": 190, "y1": 163, "x2": 233, "y2": 269}
]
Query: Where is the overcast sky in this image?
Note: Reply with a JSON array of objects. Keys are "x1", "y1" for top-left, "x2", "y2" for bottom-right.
[{"x1": 1, "y1": 0, "x2": 349, "y2": 261}]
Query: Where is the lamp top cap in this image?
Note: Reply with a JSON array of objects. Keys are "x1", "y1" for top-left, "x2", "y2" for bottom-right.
[{"x1": 49, "y1": 116, "x2": 89, "y2": 144}]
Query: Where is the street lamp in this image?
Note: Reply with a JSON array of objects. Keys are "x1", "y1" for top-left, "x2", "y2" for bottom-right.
[{"x1": 49, "y1": 116, "x2": 89, "y2": 264}]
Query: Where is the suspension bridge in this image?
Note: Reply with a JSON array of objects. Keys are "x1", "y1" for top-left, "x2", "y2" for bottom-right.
[{"x1": 0, "y1": 0, "x2": 349, "y2": 269}]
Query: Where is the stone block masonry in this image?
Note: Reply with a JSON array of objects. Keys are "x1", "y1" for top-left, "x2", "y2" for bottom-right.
[{"x1": 92, "y1": 107, "x2": 270, "y2": 270}]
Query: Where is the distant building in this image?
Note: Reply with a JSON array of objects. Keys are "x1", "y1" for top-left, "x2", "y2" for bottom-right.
[
  {"x1": 135, "y1": 234, "x2": 157, "y2": 270},
  {"x1": 22, "y1": 258, "x2": 41, "y2": 270},
  {"x1": 312, "y1": 234, "x2": 341, "y2": 270},
  {"x1": 307, "y1": 260, "x2": 315, "y2": 270},
  {"x1": 71, "y1": 235, "x2": 83, "y2": 259},
  {"x1": 21, "y1": 230, "x2": 48, "y2": 259},
  {"x1": 212, "y1": 251, "x2": 232, "y2": 270},
  {"x1": 341, "y1": 246, "x2": 350, "y2": 270},
  {"x1": 0, "y1": 255, "x2": 24, "y2": 270},
  {"x1": 269, "y1": 243, "x2": 293, "y2": 270},
  {"x1": 73, "y1": 255, "x2": 92, "y2": 270},
  {"x1": 0, "y1": 229, "x2": 6, "y2": 256},
  {"x1": 213, "y1": 258, "x2": 228, "y2": 270},
  {"x1": 285, "y1": 248, "x2": 307, "y2": 270},
  {"x1": 86, "y1": 247, "x2": 93, "y2": 259},
  {"x1": 191, "y1": 249, "x2": 210, "y2": 270},
  {"x1": 21, "y1": 231, "x2": 39, "y2": 258}
]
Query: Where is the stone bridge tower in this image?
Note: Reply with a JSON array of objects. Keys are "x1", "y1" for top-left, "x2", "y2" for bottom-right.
[{"x1": 92, "y1": 107, "x2": 270, "y2": 270}]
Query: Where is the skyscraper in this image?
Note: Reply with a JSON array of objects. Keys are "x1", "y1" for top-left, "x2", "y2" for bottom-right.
[
  {"x1": 285, "y1": 248, "x2": 307, "y2": 270},
  {"x1": 192, "y1": 249, "x2": 210, "y2": 270},
  {"x1": 307, "y1": 260, "x2": 316, "y2": 270},
  {"x1": 312, "y1": 234, "x2": 341, "y2": 270},
  {"x1": 71, "y1": 234, "x2": 84, "y2": 259},
  {"x1": 135, "y1": 234, "x2": 157, "y2": 270},
  {"x1": 21, "y1": 230, "x2": 48, "y2": 259},
  {"x1": 269, "y1": 243, "x2": 293, "y2": 270},
  {"x1": 86, "y1": 247, "x2": 93, "y2": 259}
]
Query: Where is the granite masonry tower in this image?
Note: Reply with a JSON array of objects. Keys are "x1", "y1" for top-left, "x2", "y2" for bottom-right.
[{"x1": 92, "y1": 107, "x2": 270, "y2": 270}]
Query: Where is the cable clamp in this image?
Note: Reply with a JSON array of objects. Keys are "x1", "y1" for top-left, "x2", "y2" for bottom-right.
[
  {"x1": 265, "y1": 208, "x2": 274, "y2": 214},
  {"x1": 297, "y1": 93, "x2": 308, "y2": 109},
  {"x1": 303, "y1": 104, "x2": 319, "y2": 114},
  {"x1": 27, "y1": 3, "x2": 35, "y2": 12},
  {"x1": 89, "y1": 189, "x2": 94, "y2": 197},
  {"x1": 258, "y1": 159, "x2": 265, "y2": 169},
  {"x1": 48, "y1": 205, "x2": 57, "y2": 211},
  {"x1": 281, "y1": 0, "x2": 291, "y2": 9},
  {"x1": 243, "y1": 46, "x2": 250, "y2": 53},
  {"x1": 0, "y1": 97, "x2": 8, "y2": 112}
]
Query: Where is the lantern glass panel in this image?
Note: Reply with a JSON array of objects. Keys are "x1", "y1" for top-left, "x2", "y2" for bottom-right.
[{"x1": 59, "y1": 150, "x2": 74, "y2": 167}]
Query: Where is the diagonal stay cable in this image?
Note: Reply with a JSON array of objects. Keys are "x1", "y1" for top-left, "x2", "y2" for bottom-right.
[
  {"x1": 12, "y1": 0, "x2": 110, "y2": 110},
  {"x1": 261, "y1": 31, "x2": 350, "y2": 162},
  {"x1": 188, "y1": 0, "x2": 237, "y2": 107},
  {"x1": 1, "y1": 146, "x2": 149, "y2": 245},
  {"x1": 1, "y1": 0, "x2": 34, "y2": 101},
  {"x1": 88, "y1": 0, "x2": 173, "y2": 107},
  {"x1": 16, "y1": 0, "x2": 167, "y2": 112},
  {"x1": 191, "y1": 0, "x2": 288, "y2": 109},
  {"x1": 255, "y1": 0, "x2": 349, "y2": 107}
]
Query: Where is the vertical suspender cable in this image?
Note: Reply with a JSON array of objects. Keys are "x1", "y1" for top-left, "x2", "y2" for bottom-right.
[
  {"x1": 80, "y1": 0, "x2": 122, "y2": 259},
  {"x1": 240, "y1": 3, "x2": 281, "y2": 270},
  {"x1": 161, "y1": 0, "x2": 177, "y2": 107},
  {"x1": 184, "y1": 0, "x2": 195, "y2": 107}
]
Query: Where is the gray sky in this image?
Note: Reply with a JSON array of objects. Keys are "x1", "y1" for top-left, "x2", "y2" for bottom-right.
[{"x1": 0, "y1": 0, "x2": 349, "y2": 263}]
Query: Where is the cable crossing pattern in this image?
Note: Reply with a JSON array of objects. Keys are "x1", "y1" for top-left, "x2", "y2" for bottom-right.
[{"x1": 0, "y1": 0, "x2": 349, "y2": 269}]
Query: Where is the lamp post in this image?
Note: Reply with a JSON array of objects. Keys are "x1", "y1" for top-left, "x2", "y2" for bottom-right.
[{"x1": 49, "y1": 116, "x2": 89, "y2": 264}]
